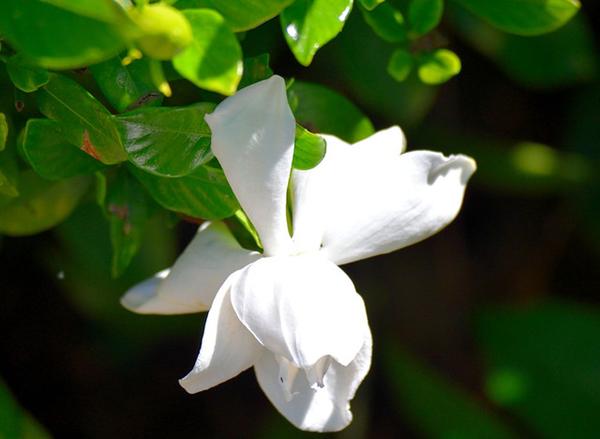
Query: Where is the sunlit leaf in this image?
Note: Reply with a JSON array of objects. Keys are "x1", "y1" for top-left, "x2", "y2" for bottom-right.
[
  {"x1": 37, "y1": 74, "x2": 127, "y2": 164},
  {"x1": 280, "y1": 0, "x2": 353, "y2": 66},
  {"x1": 174, "y1": 0, "x2": 294, "y2": 31},
  {"x1": 293, "y1": 124, "x2": 326, "y2": 170},
  {"x1": 116, "y1": 103, "x2": 215, "y2": 177},
  {"x1": 417, "y1": 49, "x2": 461, "y2": 85},
  {"x1": 172, "y1": 9, "x2": 243, "y2": 95}
]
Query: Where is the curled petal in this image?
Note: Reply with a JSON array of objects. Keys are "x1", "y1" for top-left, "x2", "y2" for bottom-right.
[
  {"x1": 179, "y1": 271, "x2": 263, "y2": 393},
  {"x1": 121, "y1": 222, "x2": 260, "y2": 314},
  {"x1": 254, "y1": 329, "x2": 372, "y2": 432},
  {"x1": 230, "y1": 255, "x2": 369, "y2": 369},
  {"x1": 206, "y1": 76, "x2": 296, "y2": 256},
  {"x1": 291, "y1": 131, "x2": 476, "y2": 264}
]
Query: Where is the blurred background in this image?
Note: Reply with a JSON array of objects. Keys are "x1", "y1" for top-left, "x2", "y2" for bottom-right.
[{"x1": 1, "y1": 1, "x2": 599, "y2": 438}]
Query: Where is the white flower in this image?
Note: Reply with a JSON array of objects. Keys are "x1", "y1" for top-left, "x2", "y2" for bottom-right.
[{"x1": 121, "y1": 76, "x2": 476, "y2": 432}]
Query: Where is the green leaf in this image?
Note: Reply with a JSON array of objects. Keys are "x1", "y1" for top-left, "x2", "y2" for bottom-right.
[
  {"x1": 280, "y1": 0, "x2": 353, "y2": 66},
  {"x1": 0, "y1": 171, "x2": 89, "y2": 236},
  {"x1": 116, "y1": 103, "x2": 215, "y2": 177},
  {"x1": 384, "y1": 345, "x2": 518, "y2": 439},
  {"x1": 174, "y1": 0, "x2": 294, "y2": 31},
  {"x1": 91, "y1": 56, "x2": 162, "y2": 113},
  {"x1": 358, "y1": 0, "x2": 384, "y2": 11},
  {"x1": 450, "y1": 9, "x2": 596, "y2": 88},
  {"x1": 0, "y1": 378, "x2": 51, "y2": 439},
  {"x1": 293, "y1": 124, "x2": 326, "y2": 170},
  {"x1": 6, "y1": 55, "x2": 49, "y2": 93},
  {"x1": 387, "y1": 49, "x2": 414, "y2": 82},
  {"x1": 0, "y1": 0, "x2": 131, "y2": 69},
  {"x1": 130, "y1": 164, "x2": 239, "y2": 219},
  {"x1": 172, "y1": 9, "x2": 243, "y2": 95},
  {"x1": 0, "y1": 113, "x2": 7, "y2": 151},
  {"x1": 37, "y1": 74, "x2": 127, "y2": 164},
  {"x1": 452, "y1": 0, "x2": 580, "y2": 36},
  {"x1": 104, "y1": 168, "x2": 155, "y2": 277},
  {"x1": 417, "y1": 49, "x2": 461, "y2": 84},
  {"x1": 360, "y1": 3, "x2": 408, "y2": 43},
  {"x1": 477, "y1": 301, "x2": 600, "y2": 438},
  {"x1": 0, "y1": 149, "x2": 19, "y2": 198},
  {"x1": 239, "y1": 54, "x2": 274, "y2": 88},
  {"x1": 21, "y1": 119, "x2": 106, "y2": 180},
  {"x1": 287, "y1": 81, "x2": 374, "y2": 143},
  {"x1": 408, "y1": 0, "x2": 443, "y2": 36}
]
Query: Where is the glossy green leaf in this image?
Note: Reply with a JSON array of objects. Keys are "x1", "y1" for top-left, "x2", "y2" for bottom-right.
[
  {"x1": 293, "y1": 124, "x2": 326, "y2": 170},
  {"x1": 0, "y1": 378, "x2": 51, "y2": 439},
  {"x1": 104, "y1": 168, "x2": 155, "y2": 277},
  {"x1": 387, "y1": 49, "x2": 414, "y2": 82},
  {"x1": 0, "y1": 171, "x2": 89, "y2": 236},
  {"x1": 91, "y1": 56, "x2": 162, "y2": 113},
  {"x1": 287, "y1": 81, "x2": 374, "y2": 143},
  {"x1": 384, "y1": 345, "x2": 518, "y2": 439},
  {"x1": 174, "y1": 0, "x2": 294, "y2": 31},
  {"x1": 0, "y1": 0, "x2": 130, "y2": 69},
  {"x1": 450, "y1": 10, "x2": 596, "y2": 88},
  {"x1": 239, "y1": 54, "x2": 274, "y2": 88},
  {"x1": 0, "y1": 113, "x2": 7, "y2": 151},
  {"x1": 6, "y1": 55, "x2": 49, "y2": 93},
  {"x1": 37, "y1": 74, "x2": 127, "y2": 164},
  {"x1": 478, "y1": 301, "x2": 600, "y2": 439},
  {"x1": 281, "y1": 0, "x2": 353, "y2": 66},
  {"x1": 172, "y1": 9, "x2": 243, "y2": 95},
  {"x1": 21, "y1": 119, "x2": 106, "y2": 180},
  {"x1": 116, "y1": 103, "x2": 215, "y2": 177},
  {"x1": 408, "y1": 0, "x2": 443, "y2": 36},
  {"x1": 358, "y1": 0, "x2": 384, "y2": 11},
  {"x1": 452, "y1": 0, "x2": 580, "y2": 36},
  {"x1": 130, "y1": 164, "x2": 239, "y2": 219},
  {"x1": 360, "y1": 3, "x2": 408, "y2": 43},
  {"x1": 417, "y1": 49, "x2": 461, "y2": 84}
]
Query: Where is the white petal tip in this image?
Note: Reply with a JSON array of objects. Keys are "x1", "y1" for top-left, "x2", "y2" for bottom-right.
[
  {"x1": 120, "y1": 269, "x2": 170, "y2": 314},
  {"x1": 178, "y1": 375, "x2": 198, "y2": 394}
]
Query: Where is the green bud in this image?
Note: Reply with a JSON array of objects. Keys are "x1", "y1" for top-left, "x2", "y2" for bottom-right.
[{"x1": 129, "y1": 4, "x2": 193, "y2": 60}]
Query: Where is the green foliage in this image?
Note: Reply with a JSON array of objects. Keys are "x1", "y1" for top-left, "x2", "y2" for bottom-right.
[
  {"x1": 280, "y1": 0, "x2": 353, "y2": 66},
  {"x1": 21, "y1": 119, "x2": 106, "y2": 180},
  {"x1": 478, "y1": 301, "x2": 600, "y2": 438},
  {"x1": 288, "y1": 81, "x2": 374, "y2": 142},
  {"x1": 292, "y1": 124, "x2": 326, "y2": 170},
  {"x1": 360, "y1": 3, "x2": 408, "y2": 43},
  {"x1": 0, "y1": 170, "x2": 89, "y2": 236},
  {"x1": 407, "y1": 0, "x2": 444, "y2": 36},
  {"x1": 37, "y1": 74, "x2": 127, "y2": 164},
  {"x1": 0, "y1": 113, "x2": 7, "y2": 151},
  {"x1": 130, "y1": 164, "x2": 239, "y2": 220},
  {"x1": 417, "y1": 49, "x2": 462, "y2": 84},
  {"x1": 358, "y1": 0, "x2": 384, "y2": 11},
  {"x1": 0, "y1": 147, "x2": 19, "y2": 198},
  {"x1": 116, "y1": 103, "x2": 215, "y2": 177},
  {"x1": 172, "y1": 9, "x2": 243, "y2": 95},
  {"x1": 90, "y1": 56, "x2": 161, "y2": 113},
  {"x1": 6, "y1": 55, "x2": 49, "y2": 93},
  {"x1": 0, "y1": 0, "x2": 131, "y2": 69},
  {"x1": 0, "y1": 379, "x2": 51, "y2": 439},
  {"x1": 175, "y1": 0, "x2": 294, "y2": 31},
  {"x1": 384, "y1": 345, "x2": 518, "y2": 438},
  {"x1": 387, "y1": 48, "x2": 413, "y2": 82},
  {"x1": 452, "y1": 0, "x2": 580, "y2": 36}
]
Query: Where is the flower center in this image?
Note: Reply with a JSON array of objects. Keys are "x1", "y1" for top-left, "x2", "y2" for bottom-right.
[{"x1": 275, "y1": 354, "x2": 333, "y2": 402}]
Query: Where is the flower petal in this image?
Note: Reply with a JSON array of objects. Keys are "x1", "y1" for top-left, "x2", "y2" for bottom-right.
[
  {"x1": 230, "y1": 255, "x2": 369, "y2": 369},
  {"x1": 121, "y1": 222, "x2": 260, "y2": 314},
  {"x1": 206, "y1": 76, "x2": 295, "y2": 256},
  {"x1": 291, "y1": 130, "x2": 476, "y2": 264},
  {"x1": 253, "y1": 329, "x2": 372, "y2": 432},
  {"x1": 179, "y1": 271, "x2": 263, "y2": 393}
]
